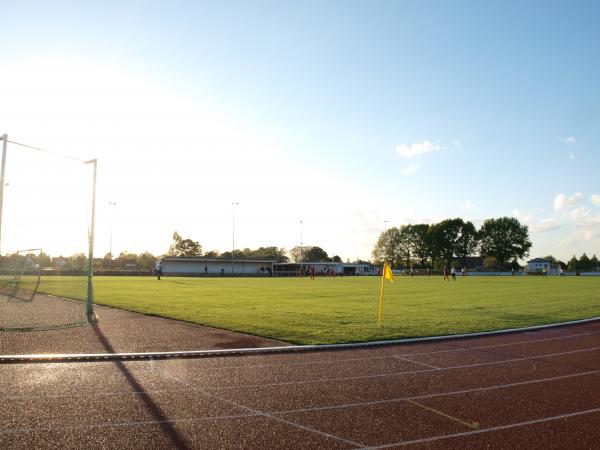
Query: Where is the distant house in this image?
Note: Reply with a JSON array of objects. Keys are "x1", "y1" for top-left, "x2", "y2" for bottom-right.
[{"x1": 527, "y1": 258, "x2": 551, "y2": 272}]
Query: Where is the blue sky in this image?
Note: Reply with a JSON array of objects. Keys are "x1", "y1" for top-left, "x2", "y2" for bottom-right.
[{"x1": 1, "y1": 1, "x2": 599, "y2": 261}]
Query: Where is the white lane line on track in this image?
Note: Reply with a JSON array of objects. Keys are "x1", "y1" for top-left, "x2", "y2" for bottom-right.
[
  {"x1": 0, "y1": 413, "x2": 256, "y2": 435},
  {"x1": 206, "y1": 344, "x2": 600, "y2": 390},
  {"x1": 3, "y1": 369, "x2": 598, "y2": 436},
  {"x1": 394, "y1": 356, "x2": 440, "y2": 369},
  {"x1": 160, "y1": 368, "x2": 366, "y2": 448},
  {"x1": 362, "y1": 406, "x2": 600, "y2": 449},
  {"x1": 270, "y1": 369, "x2": 600, "y2": 415},
  {"x1": 3, "y1": 344, "x2": 600, "y2": 402}
]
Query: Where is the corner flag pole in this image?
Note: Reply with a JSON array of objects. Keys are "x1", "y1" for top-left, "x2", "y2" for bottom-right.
[
  {"x1": 378, "y1": 269, "x2": 385, "y2": 327},
  {"x1": 378, "y1": 262, "x2": 394, "y2": 327}
]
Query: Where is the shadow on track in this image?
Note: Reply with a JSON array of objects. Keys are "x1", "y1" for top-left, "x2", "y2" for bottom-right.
[{"x1": 92, "y1": 323, "x2": 191, "y2": 450}]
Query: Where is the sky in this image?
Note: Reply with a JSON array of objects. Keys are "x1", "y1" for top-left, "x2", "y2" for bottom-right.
[{"x1": 0, "y1": 0, "x2": 599, "y2": 262}]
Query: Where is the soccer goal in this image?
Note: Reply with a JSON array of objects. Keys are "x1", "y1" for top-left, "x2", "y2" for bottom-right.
[
  {"x1": 0, "y1": 135, "x2": 97, "y2": 331},
  {"x1": 0, "y1": 248, "x2": 42, "y2": 303}
]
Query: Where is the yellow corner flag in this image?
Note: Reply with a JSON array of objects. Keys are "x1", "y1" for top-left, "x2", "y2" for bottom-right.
[
  {"x1": 378, "y1": 262, "x2": 394, "y2": 327},
  {"x1": 383, "y1": 263, "x2": 394, "y2": 283}
]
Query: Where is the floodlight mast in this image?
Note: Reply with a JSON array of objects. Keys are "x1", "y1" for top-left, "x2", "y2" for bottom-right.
[
  {"x1": 232, "y1": 202, "x2": 239, "y2": 275},
  {"x1": 84, "y1": 158, "x2": 97, "y2": 319},
  {"x1": 300, "y1": 220, "x2": 303, "y2": 273},
  {"x1": 0, "y1": 134, "x2": 7, "y2": 256}
]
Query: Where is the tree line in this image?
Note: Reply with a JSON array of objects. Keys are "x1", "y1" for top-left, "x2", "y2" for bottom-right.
[
  {"x1": 0, "y1": 230, "x2": 346, "y2": 273},
  {"x1": 166, "y1": 231, "x2": 343, "y2": 263},
  {"x1": 542, "y1": 254, "x2": 600, "y2": 272},
  {"x1": 372, "y1": 217, "x2": 532, "y2": 271}
]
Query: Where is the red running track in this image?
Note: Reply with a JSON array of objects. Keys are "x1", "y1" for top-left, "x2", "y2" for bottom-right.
[{"x1": 2, "y1": 321, "x2": 600, "y2": 449}]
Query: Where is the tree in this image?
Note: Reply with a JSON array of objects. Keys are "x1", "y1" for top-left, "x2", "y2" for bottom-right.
[
  {"x1": 372, "y1": 227, "x2": 403, "y2": 266},
  {"x1": 103, "y1": 252, "x2": 113, "y2": 269},
  {"x1": 509, "y1": 259, "x2": 521, "y2": 270},
  {"x1": 32, "y1": 251, "x2": 52, "y2": 268},
  {"x1": 220, "y1": 250, "x2": 244, "y2": 259},
  {"x1": 436, "y1": 218, "x2": 463, "y2": 266},
  {"x1": 115, "y1": 251, "x2": 138, "y2": 269},
  {"x1": 455, "y1": 220, "x2": 479, "y2": 266},
  {"x1": 579, "y1": 253, "x2": 591, "y2": 271},
  {"x1": 289, "y1": 246, "x2": 304, "y2": 263},
  {"x1": 167, "y1": 231, "x2": 203, "y2": 257},
  {"x1": 568, "y1": 255, "x2": 578, "y2": 272},
  {"x1": 137, "y1": 252, "x2": 156, "y2": 271},
  {"x1": 591, "y1": 255, "x2": 599, "y2": 271},
  {"x1": 204, "y1": 250, "x2": 220, "y2": 257},
  {"x1": 289, "y1": 245, "x2": 329, "y2": 262},
  {"x1": 395, "y1": 225, "x2": 414, "y2": 268},
  {"x1": 408, "y1": 224, "x2": 430, "y2": 267},
  {"x1": 249, "y1": 247, "x2": 289, "y2": 262},
  {"x1": 483, "y1": 256, "x2": 500, "y2": 269},
  {"x1": 425, "y1": 223, "x2": 444, "y2": 269},
  {"x1": 68, "y1": 253, "x2": 88, "y2": 271},
  {"x1": 331, "y1": 255, "x2": 342, "y2": 263},
  {"x1": 478, "y1": 217, "x2": 531, "y2": 271},
  {"x1": 304, "y1": 246, "x2": 329, "y2": 262}
]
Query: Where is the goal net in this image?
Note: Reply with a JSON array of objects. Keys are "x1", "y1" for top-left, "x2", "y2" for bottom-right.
[{"x1": 0, "y1": 137, "x2": 95, "y2": 331}]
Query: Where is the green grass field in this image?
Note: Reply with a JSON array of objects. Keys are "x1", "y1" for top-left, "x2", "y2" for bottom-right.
[{"x1": 39, "y1": 275, "x2": 600, "y2": 344}]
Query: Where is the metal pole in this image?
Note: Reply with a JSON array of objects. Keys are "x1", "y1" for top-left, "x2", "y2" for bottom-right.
[
  {"x1": 84, "y1": 159, "x2": 97, "y2": 319},
  {"x1": 108, "y1": 201, "x2": 116, "y2": 267},
  {"x1": 232, "y1": 202, "x2": 239, "y2": 275},
  {"x1": 300, "y1": 220, "x2": 303, "y2": 269},
  {"x1": 0, "y1": 134, "x2": 7, "y2": 256}
]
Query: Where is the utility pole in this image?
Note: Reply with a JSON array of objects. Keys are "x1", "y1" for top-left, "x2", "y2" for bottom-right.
[{"x1": 0, "y1": 134, "x2": 7, "y2": 256}]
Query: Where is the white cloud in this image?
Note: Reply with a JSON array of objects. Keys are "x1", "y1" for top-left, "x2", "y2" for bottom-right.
[
  {"x1": 569, "y1": 207, "x2": 589, "y2": 221},
  {"x1": 559, "y1": 213, "x2": 600, "y2": 247},
  {"x1": 561, "y1": 136, "x2": 576, "y2": 145},
  {"x1": 513, "y1": 209, "x2": 534, "y2": 224},
  {"x1": 553, "y1": 193, "x2": 582, "y2": 212},
  {"x1": 461, "y1": 200, "x2": 476, "y2": 210},
  {"x1": 452, "y1": 140, "x2": 462, "y2": 147},
  {"x1": 529, "y1": 218, "x2": 560, "y2": 233},
  {"x1": 591, "y1": 194, "x2": 600, "y2": 206},
  {"x1": 396, "y1": 141, "x2": 441, "y2": 159},
  {"x1": 400, "y1": 162, "x2": 421, "y2": 175}
]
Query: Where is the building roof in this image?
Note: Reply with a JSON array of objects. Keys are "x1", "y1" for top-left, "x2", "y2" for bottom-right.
[
  {"x1": 161, "y1": 257, "x2": 277, "y2": 263},
  {"x1": 527, "y1": 258, "x2": 550, "y2": 263}
]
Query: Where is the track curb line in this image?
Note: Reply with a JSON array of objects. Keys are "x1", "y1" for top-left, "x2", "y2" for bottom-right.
[{"x1": 2, "y1": 316, "x2": 599, "y2": 363}]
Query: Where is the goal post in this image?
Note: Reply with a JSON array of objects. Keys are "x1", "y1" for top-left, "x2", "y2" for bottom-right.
[{"x1": 0, "y1": 135, "x2": 97, "y2": 331}]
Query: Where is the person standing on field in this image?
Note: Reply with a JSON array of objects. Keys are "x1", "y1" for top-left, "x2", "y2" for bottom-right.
[
  {"x1": 156, "y1": 260, "x2": 162, "y2": 280},
  {"x1": 443, "y1": 265, "x2": 450, "y2": 281},
  {"x1": 451, "y1": 266, "x2": 456, "y2": 281}
]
